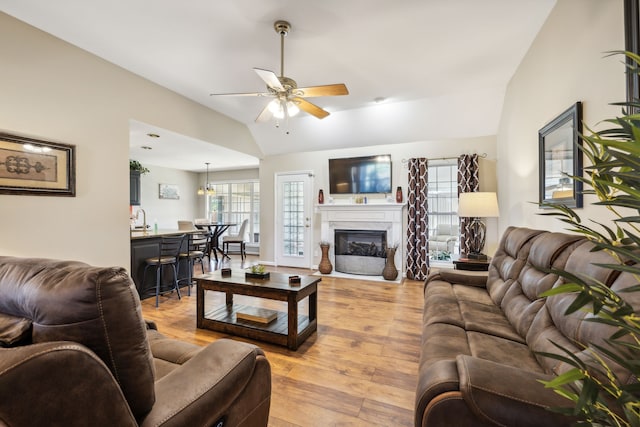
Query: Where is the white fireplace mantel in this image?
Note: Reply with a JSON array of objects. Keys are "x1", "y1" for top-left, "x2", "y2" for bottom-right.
[{"x1": 316, "y1": 202, "x2": 406, "y2": 277}]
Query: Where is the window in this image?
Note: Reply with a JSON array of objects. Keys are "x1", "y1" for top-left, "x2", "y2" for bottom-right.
[
  {"x1": 427, "y1": 162, "x2": 459, "y2": 261},
  {"x1": 282, "y1": 180, "x2": 305, "y2": 256},
  {"x1": 207, "y1": 181, "x2": 260, "y2": 245}
]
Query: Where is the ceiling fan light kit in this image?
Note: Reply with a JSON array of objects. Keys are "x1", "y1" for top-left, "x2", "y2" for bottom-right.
[
  {"x1": 268, "y1": 98, "x2": 299, "y2": 119},
  {"x1": 211, "y1": 20, "x2": 348, "y2": 124}
]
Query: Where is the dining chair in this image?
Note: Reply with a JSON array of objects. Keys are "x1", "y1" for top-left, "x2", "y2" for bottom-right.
[
  {"x1": 142, "y1": 234, "x2": 186, "y2": 307},
  {"x1": 222, "y1": 219, "x2": 249, "y2": 260},
  {"x1": 178, "y1": 232, "x2": 210, "y2": 296}
]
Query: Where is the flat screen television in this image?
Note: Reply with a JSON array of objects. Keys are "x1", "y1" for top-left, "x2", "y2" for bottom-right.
[{"x1": 329, "y1": 154, "x2": 392, "y2": 194}]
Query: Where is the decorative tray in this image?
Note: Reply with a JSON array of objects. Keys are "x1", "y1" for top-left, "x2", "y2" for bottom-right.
[{"x1": 245, "y1": 272, "x2": 270, "y2": 280}]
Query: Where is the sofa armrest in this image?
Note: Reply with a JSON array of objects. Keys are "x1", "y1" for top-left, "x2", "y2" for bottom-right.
[
  {"x1": 456, "y1": 355, "x2": 574, "y2": 427},
  {"x1": 145, "y1": 319, "x2": 159, "y2": 330},
  {"x1": 141, "y1": 338, "x2": 271, "y2": 427},
  {"x1": 0, "y1": 342, "x2": 137, "y2": 427},
  {"x1": 426, "y1": 268, "x2": 488, "y2": 288}
]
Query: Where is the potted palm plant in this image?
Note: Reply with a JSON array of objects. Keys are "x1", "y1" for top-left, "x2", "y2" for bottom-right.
[
  {"x1": 129, "y1": 160, "x2": 150, "y2": 174},
  {"x1": 538, "y1": 52, "x2": 640, "y2": 426}
]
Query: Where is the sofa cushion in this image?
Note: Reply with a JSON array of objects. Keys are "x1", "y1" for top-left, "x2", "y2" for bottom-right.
[
  {"x1": 424, "y1": 272, "x2": 523, "y2": 343},
  {"x1": 501, "y1": 232, "x2": 584, "y2": 339},
  {"x1": 546, "y1": 241, "x2": 623, "y2": 347},
  {"x1": 146, "y1": 328, "x2": 202, "y2": 379},
  {"x1": 486, "y1": 227, "x2": 545, "y2": 306},
  {"x1": 0, "y1": 257, "x2": 156, "y2": 419},
  {"x1": 423, "y1": 281, "x2": 465, "y2": 328},
  {"x1": 466, "y1": 332, "x2": 541, "y2": 372}
]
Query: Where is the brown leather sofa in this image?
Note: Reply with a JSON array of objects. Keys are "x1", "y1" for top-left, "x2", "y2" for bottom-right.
[
  {"x1": 0, "y1": 256, "x2": 271, "y2": 427},
  {"x1": 415, "y1": 226, "x2": 639, "y2": 426}
]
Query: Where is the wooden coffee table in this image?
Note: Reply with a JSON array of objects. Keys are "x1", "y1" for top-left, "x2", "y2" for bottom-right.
[{"x1": 196, "y1": 270, "x2": 320, "y2": 350}]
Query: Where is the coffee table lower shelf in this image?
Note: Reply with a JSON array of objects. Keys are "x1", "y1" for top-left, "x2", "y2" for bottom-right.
[{"x1": 200, "y1": 303, "x2": 315, "y2": 349}]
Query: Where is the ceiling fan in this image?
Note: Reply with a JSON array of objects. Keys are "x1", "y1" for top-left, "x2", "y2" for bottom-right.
[{"x1": 211, "y1": 20, "x2": 349, "y2": 123}]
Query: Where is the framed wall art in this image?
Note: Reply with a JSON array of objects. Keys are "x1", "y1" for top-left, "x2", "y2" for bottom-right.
[
  {"x1": 159, "y1": 183, "x2": 180, "y2": 200},
  {"x1": 0, "y1": 133, "x2": 76, "y2": 196},
  {"x1": 538, "y1": 102, "x2": 583, "y2": 208}
]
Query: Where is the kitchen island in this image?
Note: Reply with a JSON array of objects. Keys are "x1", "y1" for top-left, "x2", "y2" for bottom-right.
[{"x1": 130, "y1": 229, "x2": 202, "y2": 301}]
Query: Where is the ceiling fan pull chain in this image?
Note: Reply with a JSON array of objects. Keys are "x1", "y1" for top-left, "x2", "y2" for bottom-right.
[{"x1": 280, "y1": 30, "x2": 285, "y2": 78}]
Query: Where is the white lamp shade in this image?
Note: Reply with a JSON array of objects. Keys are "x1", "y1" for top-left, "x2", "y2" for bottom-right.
[{"x1": 458, "y1": 192, "x2": 500, "y2": 218}]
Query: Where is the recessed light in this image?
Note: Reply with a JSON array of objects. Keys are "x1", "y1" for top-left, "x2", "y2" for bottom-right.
[
  {"x1": 146, "y1": 133, "x2": 160, "y2": 138},
  {"x1": 141, "y1": 146, "x2": 153, "y2": 150}
]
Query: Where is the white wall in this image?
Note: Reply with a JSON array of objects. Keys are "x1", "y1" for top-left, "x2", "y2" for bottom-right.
[
  {"x1": 0, "y1": 13, "x2": 259, "y2": 269},
  {"x1": 259, "y1": 136, "x2": 498, "y2": 267},
  {"x1": 208, "y1": 168, "x2": 259, "y2": 183},
  {"x1": 134, "y1": 165, "x2": 200, "y2": 230},
  {"x1": 497, "y1": 0, "x2": 624, "y2": 234}
]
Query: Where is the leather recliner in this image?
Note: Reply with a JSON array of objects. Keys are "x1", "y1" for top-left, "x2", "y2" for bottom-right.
[{"x1": 0, "y1": 256, "x2": 271, "y2": 426}]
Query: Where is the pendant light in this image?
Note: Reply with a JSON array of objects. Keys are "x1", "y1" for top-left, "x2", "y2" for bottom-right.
[{"x1": 197, "y1": 162, "x2": 215, "y2": 196}]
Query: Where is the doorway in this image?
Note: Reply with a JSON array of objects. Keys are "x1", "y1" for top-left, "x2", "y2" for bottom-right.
[{"x1": 275, "y1": 172, "x2": 313, "y2": 268}]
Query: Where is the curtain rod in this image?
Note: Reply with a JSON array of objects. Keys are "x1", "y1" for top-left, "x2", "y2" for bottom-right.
[{"x1": 401, "y1": 153, "x2": 487, "y2": 163}]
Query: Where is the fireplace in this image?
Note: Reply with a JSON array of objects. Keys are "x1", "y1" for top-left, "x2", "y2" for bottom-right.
[
  {"x1": 316, "y1": 203, "x2": 406, "y2": 280},
  {"x1": 334, "y1": 229, "x2": 387, "y2": 275}
]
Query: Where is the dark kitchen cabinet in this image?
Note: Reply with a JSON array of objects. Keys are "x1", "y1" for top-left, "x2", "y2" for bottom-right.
[{"x1": 130, "y1": 171, "x2": 141, "y2": 205}]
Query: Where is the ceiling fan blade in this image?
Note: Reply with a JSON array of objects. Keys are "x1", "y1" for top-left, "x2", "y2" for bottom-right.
[
  {"x1": 210, "y1": 91, "x2": 271, "y2": 97},
  {"x1": 255, "y1": 103, "x2": 274, "y2": 123},
  {"x1": 296, "y1": 83, "x2": 349, "y2": 97},
  {"x1": 254, "y1": 68, "x2": 284, "y2": 91},
  {"x1": 294, "y1": 97, "x2": 330, "y2": 119}
]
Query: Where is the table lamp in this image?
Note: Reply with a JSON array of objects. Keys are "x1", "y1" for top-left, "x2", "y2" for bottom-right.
[{"x1": 458, "y1": 192, "x2": 500, "y2": 260}]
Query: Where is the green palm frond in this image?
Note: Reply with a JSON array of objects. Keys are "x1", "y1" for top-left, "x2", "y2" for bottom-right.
[{"x1": 538, "y1": 52, "x2": 640, "y2": 426}]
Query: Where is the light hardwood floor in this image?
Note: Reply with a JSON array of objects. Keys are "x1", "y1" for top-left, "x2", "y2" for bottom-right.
[{"x1": 140, "y1": 255, "x2": 424, "y2": 426}]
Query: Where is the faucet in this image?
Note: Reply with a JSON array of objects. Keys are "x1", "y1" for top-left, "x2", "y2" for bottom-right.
[{"x1": 135, "y1": 209, "x2": 147, "y2": 231}]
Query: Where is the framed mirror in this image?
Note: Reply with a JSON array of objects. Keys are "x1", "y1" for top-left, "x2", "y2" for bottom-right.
[
  {"x1": 538, "y1": 102, "x2": 583, "y2": 208},
  {"x1": 625, "y1": 0, "x2": 640, "y2": 110}
]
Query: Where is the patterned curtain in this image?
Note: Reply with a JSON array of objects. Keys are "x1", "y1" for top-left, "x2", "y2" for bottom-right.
[
  {"x1": 458, "y1": 154, "x2": 479, "y2": 256},
  {"x1": 406, "y1": 158, "x2": 429, "y2": 280}
]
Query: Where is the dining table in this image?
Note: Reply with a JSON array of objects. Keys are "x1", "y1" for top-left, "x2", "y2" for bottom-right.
[{"x1": 194, "y1": 222, "x2": 236, "y2": 262}]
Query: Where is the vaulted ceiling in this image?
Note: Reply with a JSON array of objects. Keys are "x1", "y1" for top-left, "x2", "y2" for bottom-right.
[{"x1": 0, "y1": 0, "x2": 556, "y2": 171}]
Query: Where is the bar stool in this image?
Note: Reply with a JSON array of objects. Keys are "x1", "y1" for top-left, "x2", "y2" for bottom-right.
[
  {"x1": 142, "y1": 234, "x2": 186, "y2": 307},
  {"x1": 179, "y1": 232, "x2": 210, "y2": 296}
]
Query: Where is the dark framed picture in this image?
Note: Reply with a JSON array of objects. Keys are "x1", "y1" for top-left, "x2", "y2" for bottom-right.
[
  {"x1": 538, "y1": 102, "x2": 583, "y2": 208},
  {"x1": 0, "y1": 133, "x2": 76, "y2": 196}
]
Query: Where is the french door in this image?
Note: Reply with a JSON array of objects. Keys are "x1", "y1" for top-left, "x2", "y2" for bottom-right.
[{"x1": 275, "y1": 172, "x2": 313, "y2": 268}]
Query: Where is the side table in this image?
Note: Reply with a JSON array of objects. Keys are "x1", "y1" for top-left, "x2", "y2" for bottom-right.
[{"x1": 453, "y1": 256, "x2": 491, "y2": 271}]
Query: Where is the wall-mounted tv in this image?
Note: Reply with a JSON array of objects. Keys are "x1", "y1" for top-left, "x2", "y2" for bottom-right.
[{"x1": 329, "y1": 154, "x2": 392, "y2": 194}]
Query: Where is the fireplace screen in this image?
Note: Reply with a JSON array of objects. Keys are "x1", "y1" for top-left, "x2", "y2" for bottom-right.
[
  {"x1": 334, "y1": 229, "x2": 387, "y2": 275},
  {"x1": 335, "y1": 230, "x2": 387, "y2": 256}
]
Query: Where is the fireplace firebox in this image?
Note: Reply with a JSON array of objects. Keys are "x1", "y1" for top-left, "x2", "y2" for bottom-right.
[{"x1": 334, "y1": 229, "x2": 387, "y2": 275}]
